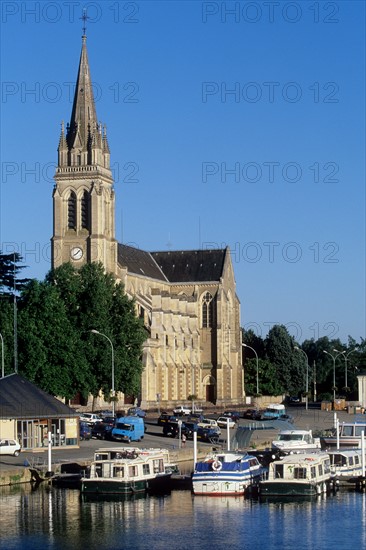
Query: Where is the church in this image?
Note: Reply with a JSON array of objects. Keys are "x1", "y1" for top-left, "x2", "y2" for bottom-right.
[{"x1": 51, "y1": 33, "x2": 244, "y2": 409}]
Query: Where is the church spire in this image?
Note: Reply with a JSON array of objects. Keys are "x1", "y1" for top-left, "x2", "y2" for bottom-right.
[{"x1": 67, "y1": 34, "x2": 98, "y2": 152}]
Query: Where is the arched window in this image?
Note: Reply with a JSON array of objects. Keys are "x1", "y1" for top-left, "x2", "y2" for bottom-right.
[
  {"x1": 68, "y1": 191, "x2": 77, "y2": 230},
  {"x1": 81, "y1": 190, "x2": 90, "y2": 230},
  {"x1": 202, "y1": 292, "x2": 215, "y2": 328}
]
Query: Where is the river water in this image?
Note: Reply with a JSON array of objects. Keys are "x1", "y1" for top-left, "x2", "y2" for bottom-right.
[{"x1": 0, "y1": 484, "x2": 365, "y2": 550}]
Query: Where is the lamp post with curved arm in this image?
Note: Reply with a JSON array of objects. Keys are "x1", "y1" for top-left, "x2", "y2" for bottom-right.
[
  {"x1": 323, "y1": 350, "x2": 337, "y2": 403},
  {"x1": 242, "y1": 343, "x2": 259, "y2": 396},
  {"x1": 91, "y1": 330, "x2": 115, "y2": 417},
  {"x1": 294, "y1": 346, "x2": 309, "y2": 410},
  {"x1": 334, "y1": 348, "x2": 358, "y2": 390}
]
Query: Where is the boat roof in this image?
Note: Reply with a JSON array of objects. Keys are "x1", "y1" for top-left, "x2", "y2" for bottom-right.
[
  {"x1": 272, "y1": 453, "x2": 329, "y2": 465},
  {"x1": 276, "y1": 430, "x2": 311, "y2": 435}
]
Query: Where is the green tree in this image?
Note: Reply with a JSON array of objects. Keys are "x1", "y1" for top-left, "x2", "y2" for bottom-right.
[
  {"x1": 0, "y1": 252, "x2": 30, "y2": 294},
  {"x1": 244, "y1": 358, "x2": 283, "y2": 396},
  {"x1": 18, "y1": 262, "x2": 146, "y2": 400},
  {"x1": 265, "y1": 325, "x2": 303, "y2": 395}
]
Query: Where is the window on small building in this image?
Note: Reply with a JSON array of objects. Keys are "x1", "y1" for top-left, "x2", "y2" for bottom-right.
[{"x1": 68, "y1": 191, "x2": 77, "y2": 229}]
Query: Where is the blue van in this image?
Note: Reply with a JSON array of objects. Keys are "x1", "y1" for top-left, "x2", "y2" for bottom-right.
[{"x1": 111, "y1": 416, "x2": 145, "y2": 443}]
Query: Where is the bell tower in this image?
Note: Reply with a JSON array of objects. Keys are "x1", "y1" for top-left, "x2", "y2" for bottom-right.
[{"x1": 52, "y1": 33, "x2": 117, "y2": 272}]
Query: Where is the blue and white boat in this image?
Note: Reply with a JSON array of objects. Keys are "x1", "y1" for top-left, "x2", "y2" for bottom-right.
[{"x1": 192, "y1": 451, "x2": 267, "y2": 496}]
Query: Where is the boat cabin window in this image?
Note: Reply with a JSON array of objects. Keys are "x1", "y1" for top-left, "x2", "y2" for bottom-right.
[
  {"x1": 310, "y1": 466, "x2": 316, "y2": 478},
  {"x1": 95, "y1": 464, "x2": 103, "y2": 477},
  {"x1": 349, "y1": 457, "x2": 354, "y2": 466},
  {"x1": 153, "y1": 459, "x2": 164, "y2": 473},
  {"x1": 318, "y1": 464, "x2": 323, "y2": 476},
  {"x1": 95, "y1": 453, "x2": 109, "y2": 461},
  {"x1": 128, "y1": 465, "x2": 138, "y2": 477},
  {"x1": 274, "y1": 464, "x2": 284, "y2": 478},
  {"x1": 342, "y1": 426, "x2": 354, "y2": 436},
  {"x1": 278, "y1": 434, "x2": 303, "y2": 441},
  {"x1": 293, "y1": 467, "x2": 306, "y2": 480},
  {"x1": 355, "y1": 426, "x2": 366, "y2": 436},
  {"x1": 143, "y1": 464, "x2": 150, "y2": 475},
  {"x1": 332, "y1": 454, "x2": 346, "y2": 466},
  {"x1": 113, "y1": 466, "x2": 125, "y2": 478},
  {"x1": 355, "y1": 456, "x2": 359, "y2": 465}
]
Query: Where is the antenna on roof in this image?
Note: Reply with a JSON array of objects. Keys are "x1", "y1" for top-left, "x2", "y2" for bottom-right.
[{"x1": 166, "y1": 232, "x2": 172, "y2": 250}]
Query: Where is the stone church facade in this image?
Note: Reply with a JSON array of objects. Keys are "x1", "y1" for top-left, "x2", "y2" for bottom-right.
[{"x1": 52, "y1": 35, "x2": 244, "y2": 408}]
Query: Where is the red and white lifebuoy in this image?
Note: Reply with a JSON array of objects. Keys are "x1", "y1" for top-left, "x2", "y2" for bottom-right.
[{"x1": 212, "y1": 460, "x2": 222, "y2": 472}]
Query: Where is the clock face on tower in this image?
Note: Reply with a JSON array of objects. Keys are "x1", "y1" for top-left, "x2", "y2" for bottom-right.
[{"x1": 70, "y1": 247, "x2": 83, "y2": 261}]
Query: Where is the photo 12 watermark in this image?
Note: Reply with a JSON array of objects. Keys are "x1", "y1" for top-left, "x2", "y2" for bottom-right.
[
  {"x1": 1, "y1": 161, "x2": 139, "y2": 184},
  {"x1": 1, "y1": 1, "x2": 140, "y2": 24},
  {"x1": 1, "y1": 81, "x2": 140, "y2": 105},
  {"x1": 201, "y1": 81, "x2": 339, "y2": 104},
  {"x1": 201, "y1": 2, "x2": 340, "y2": 24},
  {"x1": 202, "y1": 241, "x2": 340, "y2": 264},
  {"x1": 243, "y1": 320, "x2": 340, "y2": 341},
  {"x1": 201, "y1": 161, "x2": 339, "y2": 184}
]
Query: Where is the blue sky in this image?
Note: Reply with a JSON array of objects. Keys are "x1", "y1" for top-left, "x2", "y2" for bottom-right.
[{"x1": 1, "y1": 0, "x2": 365, "y2": 344}]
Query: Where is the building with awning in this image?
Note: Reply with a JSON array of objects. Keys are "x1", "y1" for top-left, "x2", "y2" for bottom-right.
[{"x1": 0, "y1": 373, "x2": 79, "y2": 450}]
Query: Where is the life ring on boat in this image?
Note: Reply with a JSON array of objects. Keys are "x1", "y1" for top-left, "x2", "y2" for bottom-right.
[{"x1": 212, "y1": 460, "x2": 222, "y2": 472}]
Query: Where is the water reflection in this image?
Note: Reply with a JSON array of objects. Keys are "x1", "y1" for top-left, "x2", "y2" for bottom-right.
[{"x1": 0, "y1": 484, "x2": 365, "y2": 550}]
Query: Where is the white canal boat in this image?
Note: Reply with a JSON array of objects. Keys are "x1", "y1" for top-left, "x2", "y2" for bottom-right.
[
  {"x1": 259, "y1": 453, "x2": 335, "y2": 497},
  {"x1": 271, "y1": 429, "x2": 321, "y2": 454},
  {"x1": 327, "y1": 448, "x2": 366, "y2": 486},
  {"x1": 320, "y1": 421, "x2": 366, "y2": 450},
  {"x1": 81, "y1": 447, "x2": 176, "y2": 496},
  {"x1": 192, "y1": 451, "x2": 267, "y2": 496}
]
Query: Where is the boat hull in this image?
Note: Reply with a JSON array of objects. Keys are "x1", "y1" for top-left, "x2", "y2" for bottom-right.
[
  {"x1": 81, "y1": 478, "x2": 147, "y2": 495},
  {"x1": 192, "y1": 472, "x2": 263, "y2": 496},
  {"x1": 259, "y1": 480, "x2": 331, "y2": 497}
]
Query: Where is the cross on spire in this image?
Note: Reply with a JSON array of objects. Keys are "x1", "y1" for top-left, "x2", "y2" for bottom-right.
[{"x1": 80, "y1": 8, "x2": 90, "y2": 36}]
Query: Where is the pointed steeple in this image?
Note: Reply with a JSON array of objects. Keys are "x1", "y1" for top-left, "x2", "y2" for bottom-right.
[{"x1": 67, "y1": 35, "x2": 98, "y2": 152}]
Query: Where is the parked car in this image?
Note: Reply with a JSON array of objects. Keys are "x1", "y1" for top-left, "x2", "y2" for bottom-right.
[
  {"x1": 101, "y1": 416, "x2": 116, "y2": 427},
  {"x1": 196, "y1": 427, "x2": 220, "y2": 444},
  {"x1": 183, "y1": 422, "x2": 197, "y2": 440},
  {"x1": 96, "y1": 409, "x2": 113, "y2": 418},
  {"x1": 127, "y1": 407, "x2": 146, "y2": 418},
  {"x1": 197, "y1": 418, "x2": 221, "y2": 434},
  {"x1": 157, "y1": 412, "x2": 171, "y2": 425},
  {"x1": 173, "y1": 405, "x2": 191, "y2": 416},
  {"x1": 79, "y1": 413, "x2": 103, "y2": 425},
  {"x1": 186, "y1": 413, "x2": 204, "y2": 423},
  {"x1": 216, "y1": 416, "x2": 236, "y2": 429},
  {"x1": 163, "y1": 421, "x2": 190, "y2": 438},
  {"x1": 0, "y1": 439, "x2": 21, "y2": 457},
  {"x1": 243, "y1": 408, "x2": 262, "y2": 420},
  {"x1": 79, "y1": 421, "x2": 92, "y2": 441},
  {"x1": 222, "y1": 410, "x2": 241, "y2": 422},
  {"x1": 91, "y1": 422, "x2": 113, "y2": 440}
]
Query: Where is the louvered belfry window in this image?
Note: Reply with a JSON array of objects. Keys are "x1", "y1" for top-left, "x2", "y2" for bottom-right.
[
  {"x1": 81, "y1": 190, "x2": 90, "y2": 230},
  {"x1": 68, "y1": 191, "x2": 77, "y2": 229}
]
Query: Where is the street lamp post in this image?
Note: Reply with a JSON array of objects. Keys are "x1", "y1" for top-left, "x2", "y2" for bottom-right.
[
  {"x1": 295, "y1": 346, "x2": 309, "y2": 410},
  {"x1": 0, "y1": 332, "x2": 4, "y2": 378},
  {"x1": 242, "y1": 343, "x2": 259, "y2": 396},
  {"x1": 334, "y1": 348, "x2": 357, "y2": 390},
  {"x1": 323, "y1": 350, "x2": 337, "y2": 403},
  {"x1": 91, "y1": 330, "x2": 115, "y2": 417}
]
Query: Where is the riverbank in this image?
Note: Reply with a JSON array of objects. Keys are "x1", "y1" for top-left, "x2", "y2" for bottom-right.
[{"x1": 0, "y1": 407, "x2": 359, "y2": 486}]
